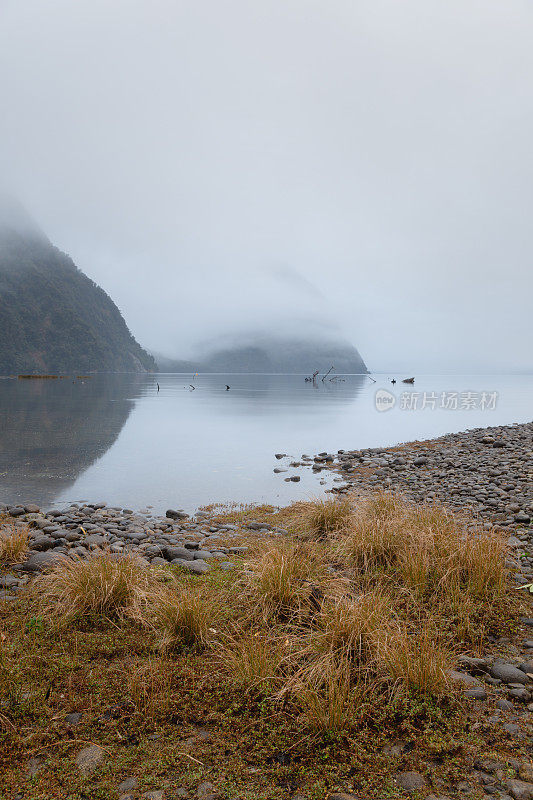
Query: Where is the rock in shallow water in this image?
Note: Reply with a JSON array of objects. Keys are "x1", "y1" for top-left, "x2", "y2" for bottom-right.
[{"x1": 166, "y1": 509, "x2": 188, "y2": 520}]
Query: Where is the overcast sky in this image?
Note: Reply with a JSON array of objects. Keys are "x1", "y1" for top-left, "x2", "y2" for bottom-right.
[{"x1": 1, "y1": 0, "x2": 532, "y2": 372}]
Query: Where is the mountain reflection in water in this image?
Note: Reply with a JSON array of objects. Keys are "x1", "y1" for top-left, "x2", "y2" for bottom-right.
[{"x1": 1, "y1": 373, "x2": 531, "y2": 513}]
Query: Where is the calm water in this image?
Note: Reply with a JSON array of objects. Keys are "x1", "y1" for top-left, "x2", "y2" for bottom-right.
[{"x1": 0, "y1": 373, "x2": 531, "y2": 512}]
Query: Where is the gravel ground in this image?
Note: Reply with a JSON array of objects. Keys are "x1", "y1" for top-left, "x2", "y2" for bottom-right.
[{"x1": 315, "y1": 421, "x2": 533, "y2": 528}]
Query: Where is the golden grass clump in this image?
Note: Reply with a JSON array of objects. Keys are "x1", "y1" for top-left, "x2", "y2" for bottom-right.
[
  {"x1": 337, "y1": 495, "x2": 508, "y2": 610},
  {"x1": 383, "y1": 625, "x2": 452, "y2": 698},
  {"x1": 456, "y1": 533, "x2": 507, "y2": 600},
  {"x1": 138, "y1": 583, "x2": 218, "y2": 652},
  {"x1": 283, "y1": 652, "x2": 373, "y2": 732},
  {"x1": 312, "y1": 590, "x2": 391, "y2": 663},
  {"x1": 219, "y1": 629, "x2": 285, "y2": 694},
  {"x1": 362, "y1": 490, "x2": 407, "y2": 522},
  {"x1": 127, "y1": 658, "x2": 176, "y2": 719},
  {"x1": 293, "y1": 654, "x2": 355, "y2": 731},
  {"x1": 289, "y1": 496, "x2": 354, "y2": 539},
  {"x1": 0, "y1": 524, "x2": 29, "y2": 566},
  {"x1": 35, "y1": 552, "x2": 161, "y2": 622},
  {"x1": 242, "y1": 539, "x2": 336, "y2": 620},
  {"x1": 339, "y1": 515, "x2": 403, "y2": 574}
]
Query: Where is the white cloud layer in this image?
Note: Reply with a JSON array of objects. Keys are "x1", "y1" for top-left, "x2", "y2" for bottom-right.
[{"x1": 1, "y1": 0, "x2": 532, "y2": 371}]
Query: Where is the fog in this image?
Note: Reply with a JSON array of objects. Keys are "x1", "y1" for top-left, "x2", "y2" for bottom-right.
[{"x1": 1, "y1": 0, "x2": 532, "y2": 372}]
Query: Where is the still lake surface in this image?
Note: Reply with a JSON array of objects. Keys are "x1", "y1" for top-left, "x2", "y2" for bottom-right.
[{"x1": 0, "y1": 373, "x2": 531, "y2": 513}]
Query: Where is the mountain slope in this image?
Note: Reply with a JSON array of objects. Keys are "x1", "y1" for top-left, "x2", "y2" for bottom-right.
[
  {"x1": 156, "y1": 337, "x2": 368, "y2": 374},
  {"x1": 0, "y1": 204, "x2": 155, "y2": 374}
]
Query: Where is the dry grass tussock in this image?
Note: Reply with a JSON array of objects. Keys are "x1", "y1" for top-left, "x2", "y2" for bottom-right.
[
  {"x1": 24, "y1": 493, "x2": 515, "y2": 734},
  {"x1": 218, "y1": 629, "x2": 285, "y2": 695},
  {"x1": 127, "y1": 658, "x2": 177, "y2": 719},
  {"x1": 289, "y1": 653, "x2": 369, "y2": 732},
  {"x1": 337, "y1": 493, "x2": 508, "y2": 611},
  {"x1": 240, "y1": 538, "x2": 341, "y2": 621},
  {"x1": 382, "y1": 624, "x2": 452, "y2": 698},
  {"x1": 34, "y1": 551, "x2": 164, "y2": 622},
  {"x1": 0, "y1": 524, "x2": 29, "y2": 566},
  {"x1": 310, "y1": 590, "x2": 391, "y2": 662},
  {"x1": 134, "y1": 582, "x2": 219, "y2": 652},
  {"x1": 288, "y1": 496, "x2": 354, "y2": 539}
]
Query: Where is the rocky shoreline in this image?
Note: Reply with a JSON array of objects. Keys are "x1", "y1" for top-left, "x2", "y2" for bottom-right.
[
  {"x1": 2, "y1": 419, "x2": 533, "y2": 595},
  {"x1": 0, "y1": 502, "x2": 286, "y2": 599},
  {"x1": 313, "y1": 420, "x2": 533, "y2": 527},
  {"x1": 2, "y1": 421, "x2": 533, "y2": 799}
]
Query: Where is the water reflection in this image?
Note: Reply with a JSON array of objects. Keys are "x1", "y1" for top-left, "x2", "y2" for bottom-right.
[
  {"x1": 0, "y1": 374, "x2": 149, "y2": 506},
  {"x1": 0, "y1": 372, "x2": 530, "y2": 513}
]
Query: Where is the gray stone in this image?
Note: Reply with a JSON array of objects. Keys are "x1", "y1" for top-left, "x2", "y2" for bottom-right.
[
  {"x1": 144, "y1": 545, "x2": 165, "y2": 558},
  {"x1": 458, "y1": 655, "x2": 490, "y2": 672},
  {"x1": 65, "y1": 712, "x2": 82, "y2": 726},
  {"x1": 84, "y1": 533, "x2": 107, "y2": 548},
  {"x1": 165, "y1": 546, "x2": 194, "y2": 561},
  {"x1": 26, "y1": 756, "x2": 42, "y2": 777},
  {"x1": 197, "y1": 782, "x2": 219, "y2": 800},
  {"x1": 394, "y1": 771, "x2": 426, "y2": 791},
  {"x1": 509, "y1": 686, "x2": 530, "y2": 702},
  {"x1": 503, "y1": 723, "x2": 521, "y2": 736},
  {"x1": 465, "y1": 686, "x2": 487, "y2": 700},
  {"x1": 30, "y1": 516, "x2": 51, "y2": 530},
  {"x1": 491, "y1": 663, "x2": 529, "y2": 685},
  {"x1": 181, "y1": 560, "x2": 211, "y2": 574},
  {"x1": 506, "y1": 779, "x2": 533, "y2": 800},
  {"x1": 0, "y1": 574, "x2": 20, "y2": 588},
  {"x1": 166, "y1": 509, "x2": 188, "y2": 520},
  {"x1": 194, "y1": 550, "x2": 216, "y2": 560},
  {"x1": 30, "y1": 535, "x2": 54, "y2": 551},
  {"x1": 448, "y1": 669, "x2": 478, "y2": 686},
  {"x1": 19, "y1": 551, "x2": 65, "y2": 572},
  {"x1": 75, "y1": 744, "x2": 104, "y2": 775},
  {"x1": 496, "y1": 699, "x2": 514, "y2": 711}
]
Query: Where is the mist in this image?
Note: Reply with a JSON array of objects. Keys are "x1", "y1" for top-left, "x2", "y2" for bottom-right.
[{"x1": 1, "y1": 0, "x2": 532, "y2": 372}]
